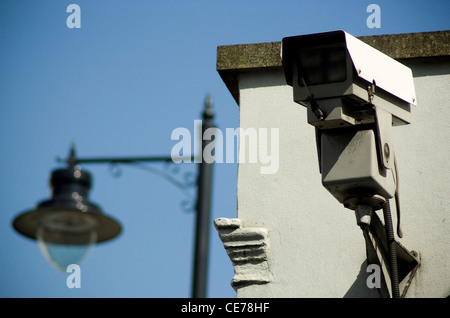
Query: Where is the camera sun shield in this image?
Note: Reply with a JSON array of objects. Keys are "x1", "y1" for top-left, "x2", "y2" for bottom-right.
[{"x1": 281, "y1": 30, "x2": 416, "y2": 128}]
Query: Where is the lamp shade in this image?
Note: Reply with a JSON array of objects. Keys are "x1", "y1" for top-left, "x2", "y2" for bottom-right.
[{"x1": 13, "y1": 164, "x2": 121, "y2": 270}]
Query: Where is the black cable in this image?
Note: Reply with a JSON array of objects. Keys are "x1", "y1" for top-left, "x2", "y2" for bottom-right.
[
  {"x1": 301, "y1": 77, "x2": 325, "y2": 121},
  {"x1": 383, "y1": 200, "x2": 400, "y2": 298}
]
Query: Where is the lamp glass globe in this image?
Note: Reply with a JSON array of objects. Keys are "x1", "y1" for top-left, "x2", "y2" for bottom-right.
[{"x1": 36, "y1": 212, "x2": 97, "y2": 271}]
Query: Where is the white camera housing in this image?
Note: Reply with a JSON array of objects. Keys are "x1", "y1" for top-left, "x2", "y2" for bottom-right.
[
  {"x1": 282, "y1": 30, "x2": 416, "y2": 128},
  {"x1": 282, "y1": 30, "x2": 416, "y2": 211}
]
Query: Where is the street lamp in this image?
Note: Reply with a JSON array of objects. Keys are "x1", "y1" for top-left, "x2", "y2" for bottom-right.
[
  {"x1": 12, "y1": 158, "x2": 121, "y2": 271},
  {"x1": 12, "y1": 96, "x2": 215, "y2": 298}
]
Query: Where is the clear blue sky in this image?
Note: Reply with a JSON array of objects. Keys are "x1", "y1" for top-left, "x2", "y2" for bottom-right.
[{"x1": 0, "y1": 0, "x2": 448, "y2": 298}]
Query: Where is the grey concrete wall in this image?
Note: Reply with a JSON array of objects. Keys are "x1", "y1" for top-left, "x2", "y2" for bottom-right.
[{"x1": 230, "y1": 57, "x2": 450, "y2": 297}]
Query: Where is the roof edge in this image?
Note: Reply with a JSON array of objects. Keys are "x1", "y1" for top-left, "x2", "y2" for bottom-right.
[{"x1": 217, "y1": 30, "x2": 450, "y2": 104}]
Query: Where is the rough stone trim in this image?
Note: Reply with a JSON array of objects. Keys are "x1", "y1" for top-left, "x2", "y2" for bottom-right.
[{"x1": 214, "y1": 218, "x2": 272, "y2": 290}]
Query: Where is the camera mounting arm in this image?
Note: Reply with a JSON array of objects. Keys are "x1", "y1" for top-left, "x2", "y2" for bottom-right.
[
  {"x1": 374, "y1": 105, "x2": 393, "y2": 170},
  {"x1": 373, "y1": 105, "x2": 402, "y2": 237}
]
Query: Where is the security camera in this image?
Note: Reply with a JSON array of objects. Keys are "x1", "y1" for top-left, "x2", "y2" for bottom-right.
[
  {"x1": 282, "y1": 30, "x2": 416, "y2": 128},
  {"x1": 281, "y1": 30, "x2": 416, "y2": 228}
]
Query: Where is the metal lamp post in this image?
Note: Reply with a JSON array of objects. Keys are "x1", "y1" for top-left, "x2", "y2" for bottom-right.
[{"x1": 12, "y1": 96, "x2": 215, "y2": 298}]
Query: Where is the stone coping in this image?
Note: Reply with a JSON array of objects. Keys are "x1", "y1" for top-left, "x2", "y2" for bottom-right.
[{"x1": 217, "y1": 30, "x2": 450, "y2": 104}]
